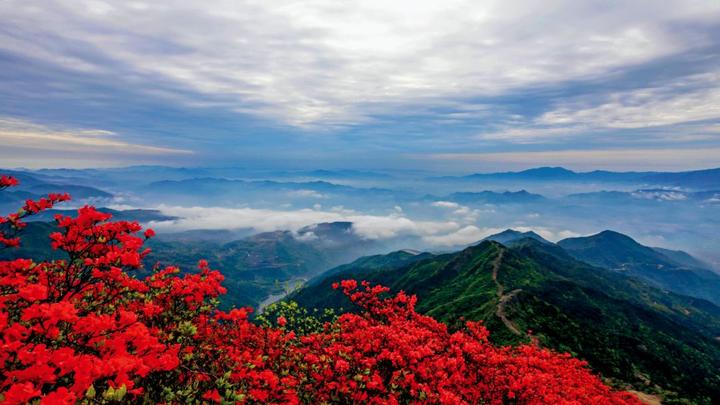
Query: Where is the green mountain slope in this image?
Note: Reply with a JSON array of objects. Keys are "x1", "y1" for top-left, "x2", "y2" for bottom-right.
[
  {"x1": 291, "y1": 239, "x2": 720, "y2": 404},
  {"x1": 558, "y1": 230, "x2": 720, "y2": 305}
]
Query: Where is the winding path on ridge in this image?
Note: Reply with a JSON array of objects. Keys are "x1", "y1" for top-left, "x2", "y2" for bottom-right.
[
  {"x1": 491, "y1": 248, "x2": 523, "y2": 336},
  {"x1": 490, "y1": 248, "x2": 661, "y2": 405}
]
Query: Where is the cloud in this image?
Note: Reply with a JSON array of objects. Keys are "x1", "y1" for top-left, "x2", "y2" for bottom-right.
[
  {"x1": 631, "y1": 190, "x2": 688, "y2": 201},
  {"x1": 431, "y1": 201, "x2": 461, "y2": 209},
  {"x1": 287, "y1": 189, "x2": 327, "y2": 199},
  {"x1": 422, "y1": 225, "x2": 497, "y2": 247},
  {"x1": 148, "y1": 204, "x2": 463, "y2": 242},
  {"x1": 538, "y1": 72, "x2": 720, "y2": 129},
  {"x1": 1, "y1": 0, "x2": 718, "y2": 129},
  {"x1": 0, "y1": 116, "x2": 191, "y2": 167},
  {"x1": 1, "y1": 0, "x2": 720, "y2": 170},
  {"x1": 147, "y1": 203, "x2": 519, "y2": 247}
]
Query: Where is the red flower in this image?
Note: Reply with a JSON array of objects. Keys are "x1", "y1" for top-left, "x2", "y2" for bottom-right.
[
  {"x1": 0, "y1": 175, "x2": 19, "y2": 188},
  {"x1": 202, "y1": 389, "x2": 221, "y2": 403}
]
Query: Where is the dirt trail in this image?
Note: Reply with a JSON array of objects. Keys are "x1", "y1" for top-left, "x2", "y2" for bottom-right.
[
  {"x1": 627, "y1": 390, "x2": 663, "y2": 405},
  {"x1": 491, "y1": 249, "x2": 523, "y2": 336}
]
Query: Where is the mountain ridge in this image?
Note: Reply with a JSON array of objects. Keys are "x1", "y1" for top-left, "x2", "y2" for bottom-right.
[{"x1": 290, "y1": 238, "x2": 720, "y2": 403}]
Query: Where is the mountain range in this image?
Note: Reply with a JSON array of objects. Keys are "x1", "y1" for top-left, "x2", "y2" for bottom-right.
[
  {"x1": 289, "y1": 236, "x2": 720, "y2": 403},
  {"x1": 434, "y1": 166, "x2": 720, "y2": 189}
]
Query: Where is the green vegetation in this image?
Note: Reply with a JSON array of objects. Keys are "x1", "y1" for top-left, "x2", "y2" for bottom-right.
[
  {"x1": 558, "y1": 230, "x2": 720, "y2": 306},
  {"x1": 291, "y1": 239, "x2": 720, "y2": 404}
]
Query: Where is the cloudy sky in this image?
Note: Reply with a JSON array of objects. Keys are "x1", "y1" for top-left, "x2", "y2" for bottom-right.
[{"x1": 1, "y1": 0, "x2": 720, "y2": 171}]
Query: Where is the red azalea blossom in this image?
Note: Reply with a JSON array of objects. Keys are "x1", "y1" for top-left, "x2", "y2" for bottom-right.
[
  {"x1": 202, "y1": 389, "x2": 222, "y2": 403},
  {"x1": 0, "y1": 175, "x2": 643, "y2": 404}
]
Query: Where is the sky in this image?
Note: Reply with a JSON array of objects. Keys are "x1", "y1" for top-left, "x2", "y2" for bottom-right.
[{"x1": 1, "y1": 0, "x2": 720, "y2": 172}]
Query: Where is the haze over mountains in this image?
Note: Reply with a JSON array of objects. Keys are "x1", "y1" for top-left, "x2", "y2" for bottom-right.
[
  {"x1": 3, "y1": 164, "x2": 719, "y2": 303},
  {"x1": 2, "y1": 165, "x2": 718, "y2": 264}
]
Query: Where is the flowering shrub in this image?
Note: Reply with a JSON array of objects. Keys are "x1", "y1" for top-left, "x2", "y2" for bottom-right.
[{"x1": 0, "y1": 175, "x2": 642, "y2": 404}]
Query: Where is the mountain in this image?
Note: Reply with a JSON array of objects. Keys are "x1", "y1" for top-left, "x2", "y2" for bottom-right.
[
  {"x1": 643, "y1": 168, "x2": 720, "y2": 189},
  {"x1": 300, "y1": 249, "x2": 434, "y2": 292},
  {"x1": 0, "y1": 176, "x2": 113, "y2": 213},
  {"x1": 433, "y1": 167, "x2": 651, "y2": 183},
  {"x1": 558, "y1": 230, "x2": 720, "y2": 305},
  {"x1": 140, "y1": 177, "x2": 399, "y2": 206},
  {"x1": 482, "y1": 229, "x2": 552, "y2": 245},
  {"x1": 653, "y1": 247, "x2": 713, "y2": 270},
  {"x1": 24, "y1": 183, "x2": 112, "y2": 199},
  {"x1": 144, "y1": 222, "x2": 380, "y2": 309},
  {"x1": 290, "y1": 239, "x2": 720, "y2": 403},
  {"x1": 431, "y1": 166, "x2": 720, "y2": 189},
  {"x1": 301, "y1": 169, "x2": 393, "y2": 180},
  {"x1": 443, "y1": 190, "x2": 545, "y2": 204},
  {"x1": 466, "y1": 167, "x2": 579, "y2": 181}
]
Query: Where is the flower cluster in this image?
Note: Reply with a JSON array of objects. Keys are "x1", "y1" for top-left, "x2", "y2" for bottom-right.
[{"x1": 0, "y1": 175, "x2": 642, "y2": 404}]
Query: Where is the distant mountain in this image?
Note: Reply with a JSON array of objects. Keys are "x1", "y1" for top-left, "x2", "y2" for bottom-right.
[
  {"x1": 467, "y1": 167, "x2": 580, "y2": 180},
  {"x1": 432, "y1": 166, "x2": 720, "y2": 189},
  {"x1": 0, "y1": 190, "x2": 40, "y2": 211},
  {"x1": 291, "y1": 239, "x2": 720, "y2": 403},
  {"x1": 146, "y1": 222, "x2": 383, "y2": 309},
  {"x1": 140, "y1": 177, "x2": 399, "y2": 205},
  {"x1": 434, "y1": 166, "x2": 651, "y2": 183},
  {"x1": 643, "y1": 167, "x2": 720, "y2": 189},
  {"x1": 301, "y1": 169, "x2": 393, "y2": 180},
  {"x1": 443, "y1": 190, "x2": 545, "y2": 204},
  {"x1": 0, "y1": 169, "x2": 114, "y2": 199},
  {"x1": 558, "y1": 230, "x2": 720, "y2": 305},
  {"x1": 24, "y1": 183, "x2": 112, "y2": 200},
  {"x1": 653, "y1": 247, "x2": 713, "y2": 270},
  {"x1": 482, "y1": 229, "x2": 552, "y2": 245},
  {"x1": 297, "y1": 221, "x2": 355, "y2": 244}
]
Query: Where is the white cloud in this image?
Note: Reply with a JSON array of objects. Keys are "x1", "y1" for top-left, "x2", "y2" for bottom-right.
[
  {"x1": 538, "y1": 72, "x2": 720, "y2": 129},
  {"x1": 431, "y1": 201, "x2": 460, "y2": 209},
  {"x1": 631, "y1": 190, "x2": 688, "y2": 201},
  {"x1": 422, "y1": 225, "x2": 497, "y2": 247},
  {"x1": 2, "y1": 0, "x2": 717, "y2": 127},
  {"x1": 0, "y1": 117, "x2": 191, "y2": 165},
  {"x1": 148, "y1": 204, "x2": 462, "y2": 242},
  {"x1": 135, "y1": 203, "x2": 584, "y2": 248},
  {"x1": 472, "y1": 70, "x2": 720, "y2": 145},
  {"x1": 287, "y1": 189, "x2": 327, "y2": 199}
]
